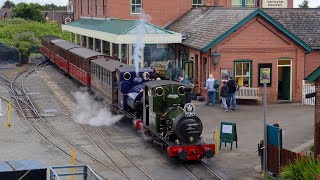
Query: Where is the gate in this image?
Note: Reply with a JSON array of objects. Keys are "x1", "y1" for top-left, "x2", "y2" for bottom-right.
[
  {"x1": 267, "y1": 144, "x2": 302, "y2": 175},
  {"x1": 302, "y1": 80, "x2": 315, "y2": 105}
]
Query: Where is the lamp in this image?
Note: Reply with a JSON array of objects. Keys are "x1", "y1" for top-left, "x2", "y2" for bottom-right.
[{"x1": 212, "y1": 51, "x2": 221, "y2": 70}]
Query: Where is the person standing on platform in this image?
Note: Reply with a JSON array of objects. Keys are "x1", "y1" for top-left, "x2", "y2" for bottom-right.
[
  {"x1": 205, "y1": 74, "x2": 216, "y2": 106},
  {"x1": 227, "y1": 77, "x2": 238, "y2": 110},
  {"x1": 220, "y1": 81, "x2": 229, "y2": 112}
]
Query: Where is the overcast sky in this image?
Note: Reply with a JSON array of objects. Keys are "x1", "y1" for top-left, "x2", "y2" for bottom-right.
[{"x1": 1, "y1": 0, "x2": 319, "y2": 8}]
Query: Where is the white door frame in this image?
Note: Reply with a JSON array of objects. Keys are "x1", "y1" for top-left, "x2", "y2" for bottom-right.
[{"x1": 277, "y1": 59, "x2": 292, "y2": 101}]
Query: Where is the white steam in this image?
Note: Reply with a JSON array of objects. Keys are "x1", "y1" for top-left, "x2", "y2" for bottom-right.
[
  {"x1": 133, "y1": 21, "x2": 145, "y2": 76},
  {"x1": 72, "y1": 91, "x2": 123, "y2": 126},
  {"x1": 133, "y1": 13, "x2": 151, "y2": 76}
]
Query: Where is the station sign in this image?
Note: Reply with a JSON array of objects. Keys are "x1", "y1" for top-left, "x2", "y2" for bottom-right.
[{"x1": 262, "y1": 0, "x2": 288, "y2": 8}]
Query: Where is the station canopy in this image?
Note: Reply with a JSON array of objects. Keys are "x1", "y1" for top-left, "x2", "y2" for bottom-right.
[{"x1": 62, "y1": 18, "x2": 182, "y2": 44}]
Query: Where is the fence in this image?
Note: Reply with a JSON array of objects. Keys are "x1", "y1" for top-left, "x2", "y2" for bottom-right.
[
  {"x1": 302, "y1": 80, "x2": 315, "y2": 105},
  {"x1": 50, "y1": 165, "x2": 102, "y2": 180},
  {"x1": 267, "y1": 144, "x2": 303, "y2": 175}
]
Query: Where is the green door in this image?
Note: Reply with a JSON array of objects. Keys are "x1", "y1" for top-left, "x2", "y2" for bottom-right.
[{"x1": 281, "y1": 67, "x2": 291, "y2": 100}]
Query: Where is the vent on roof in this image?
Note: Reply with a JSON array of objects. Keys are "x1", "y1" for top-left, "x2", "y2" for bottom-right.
[{"x1": 182, "y1": 34, "x2": 190, "y2": 40}]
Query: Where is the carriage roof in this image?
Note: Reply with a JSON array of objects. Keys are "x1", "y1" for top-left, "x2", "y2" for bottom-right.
[
  {"x1": 41, "y1": 35, "x2": 61, "y2": 42},
  {"x1": 54, "y1": 41, "x2": 80, "y2": 50},
  {"x1": 50, "y1": 39, "x2": 65, "y2": 44},
  {"x1": 144, "y1": 80, "x2": 184, "y2": 88},
  {"x1": 68, "y1": 47, "x2": 106, "y2": 59},
  {"x1": 117, "y1": 67, "x2": 154, "y2": 73},
  {"x1": 91, "y1": 59, "x2": 130, "y2": 71}
]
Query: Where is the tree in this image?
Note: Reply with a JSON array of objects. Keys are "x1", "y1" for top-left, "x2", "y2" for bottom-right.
[
  {"x1": 0, "y1": 18, "x2": 69, "y2": 63},
  {"x1": 299, "y1": 0, "x2": 309, "y2": 8},
  {"x1": 1, "y1": 0, "x2": 15, "y2": 9},
  {"x1": 12, "y1": 3, "x2": 44, "y2": 22}
]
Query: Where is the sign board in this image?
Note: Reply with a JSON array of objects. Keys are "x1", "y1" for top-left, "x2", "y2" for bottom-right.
[
  {"x1": 220, "y1": 122, "x2": 238, "y2": 149},
  {"x1": 262, "y1": 0, "x2": 288, "y2": 8},
  {"x1": 184, "y1": 103, "x2": 195, "y2": 117},
  {"x1": 267, "y1": 124, "x2": 283, "y2": 148}
]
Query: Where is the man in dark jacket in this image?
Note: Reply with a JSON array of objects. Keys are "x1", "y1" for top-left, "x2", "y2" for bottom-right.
[
  {"x1": 220, "y1": 81, "x2": 229, "y2": 112},
  {"x1": 227, "y1": 77, "x2": 237, "y2": 110}
]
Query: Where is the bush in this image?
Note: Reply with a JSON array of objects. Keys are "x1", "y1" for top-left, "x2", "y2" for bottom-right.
[
  {"x1": 280, "y1": 157, "x2": 320, "y2": 180},
  {"x1": 0, "y1": 18, "x2": 68, "y2": 63}
]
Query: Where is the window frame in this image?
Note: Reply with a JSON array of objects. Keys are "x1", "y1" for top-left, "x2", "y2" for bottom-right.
[
  {"x1": 130, "y1": 0, "x2": 142, "y2": 15},
  {"x1": 95, "y1": 0, "x2": 98, "y2": 15},
  {"x1": 192, "y1": 0, "x2": 203, "y2": 8},
  {"x1": 232, "y1": 0, "x2": 256, "y2": 7},
  {"x1": 183, "y1": 61, "x2": 194, "y2": 80},
  {"x1": 234, "y1": 60, "x2": 252, "y2": 87}
]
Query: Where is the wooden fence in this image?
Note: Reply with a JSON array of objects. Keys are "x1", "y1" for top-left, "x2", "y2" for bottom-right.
[
  {"x1": 267, "y1": 144, "x2": 303, "y2": 175},
  {"x1": 302, "y1": 80, "x2": 315, "y2": 105}
]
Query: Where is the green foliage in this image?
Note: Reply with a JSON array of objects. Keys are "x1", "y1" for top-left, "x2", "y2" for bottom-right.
[
  {"x1": 40, "y1": 3, "x2": 67, "y2": 11},
  {"x1": 280, "y1": 157, "x2": 320, "y2": 180},
  {"x1": 12, "y1": 3, "x2": 44, "y2": 22},
  {"x1": 310, "y1": 144, "x2": 315, "y2": 153},
  {"x1": 1, "y1": 0, "x2": 15, "y2": 9},
  {"x1": 0, "y1": 18, "x2": 68, "y2": 62},
  {"x1": 299, "y1": 0, "x2": 309, "y2": 8}
]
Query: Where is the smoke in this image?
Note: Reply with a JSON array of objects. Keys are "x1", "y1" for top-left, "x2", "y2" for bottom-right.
[
  {"x1": 133, "y1": 13, "x2": 152, "y2": 76},
  {"x1": 72, "y1": 91, "x2": 123, "y2": 127}
]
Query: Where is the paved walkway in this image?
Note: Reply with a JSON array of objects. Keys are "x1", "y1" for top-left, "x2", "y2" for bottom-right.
[{"x1": 194, "y1": 101, "x2": 314, "y2": 179}]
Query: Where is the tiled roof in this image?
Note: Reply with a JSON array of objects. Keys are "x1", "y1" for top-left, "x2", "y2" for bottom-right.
[
  {"x1": 264, "y1": 8, "x2": 320, "y2": 49},
  {"x1": 66, "y1": 18, "x2": 174, "y2": 35},
  {"x1": 167, "y1": 7, "x2": 255, "y2": 50}
]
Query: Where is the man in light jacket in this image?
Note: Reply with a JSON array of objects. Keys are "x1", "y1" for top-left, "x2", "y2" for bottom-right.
[{"x1": 205, "y1": 74, "x2": 216, "y2": 106}]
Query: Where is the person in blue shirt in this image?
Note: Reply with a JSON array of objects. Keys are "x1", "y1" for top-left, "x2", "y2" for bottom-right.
[{"x1": 205, "y1": 74, "x2": 216, "y2": 106}]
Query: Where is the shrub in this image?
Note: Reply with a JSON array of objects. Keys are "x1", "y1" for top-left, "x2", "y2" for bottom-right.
[{"x1": 280, "y1": 157, "x2": 320, "y2": 180}]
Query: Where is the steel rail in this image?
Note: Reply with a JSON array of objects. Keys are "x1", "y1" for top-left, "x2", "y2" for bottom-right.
[{"x1": 42, "y1": 63, "x2": 154, "y2": 180}]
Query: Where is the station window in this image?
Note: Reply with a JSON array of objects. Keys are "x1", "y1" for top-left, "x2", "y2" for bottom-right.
[
  {"x1": 192, "y1": 0, "x2": 203, "y2": 7},
  {"x1": 130, "y1": 0, "x2": 142, "y2": 14},
  {"x1": 232, "y1": 0, "x2": 256, "y2": 7},
  {"x1": 103, "y1": 0, "x2": 106, "y2": 16},
  {"x1": 183, "y1": 61, "x2": 193, "y2": 80},
  {"x1": 234, "y1": 61, "x2": 252, "y2": 87}
]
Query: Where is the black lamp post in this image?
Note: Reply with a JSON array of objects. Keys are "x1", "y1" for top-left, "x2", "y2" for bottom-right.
[{"x1": 212, "y1": 51, "x2": 221, "y2": 70}]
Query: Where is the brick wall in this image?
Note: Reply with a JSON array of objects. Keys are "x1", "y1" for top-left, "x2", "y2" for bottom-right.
[
  {"x1": 72, "y1": 0, "x2": 293, "y2": 26},
  {"x1": 305, "y1": 50, "x2": 320, "y2": 77},
  {"x1": 183, "y1": 16, "x2": 305, "y2": 103}
]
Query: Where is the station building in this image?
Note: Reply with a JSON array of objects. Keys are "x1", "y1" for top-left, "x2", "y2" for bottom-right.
[
  {"x1": 167, "y1": 8, "x2": 320, "y2": 103},
  {"x1": 63, "y1": 0, "x2": 319, "y2": 103}
]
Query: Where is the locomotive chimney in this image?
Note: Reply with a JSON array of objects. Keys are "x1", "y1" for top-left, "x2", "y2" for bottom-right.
[{"x1": 184, "y1": 87, "x2": 193, "y2": 103}]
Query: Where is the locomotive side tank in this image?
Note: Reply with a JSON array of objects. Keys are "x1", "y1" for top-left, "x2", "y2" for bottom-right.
[{"x1": 142, "y1": 80, "x2": 215, "y2": 160}]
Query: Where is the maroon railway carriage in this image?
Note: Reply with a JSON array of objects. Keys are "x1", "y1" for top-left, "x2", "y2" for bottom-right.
[
  {"x1": 53, "y1": 41, "x2": 80, "y2": 73},
  {"x1": 40, "y1": 36, "x2": 63, "y2": 62},
  {"x1": 67, "y1": 48, "x2": 107, "y2": 86}
]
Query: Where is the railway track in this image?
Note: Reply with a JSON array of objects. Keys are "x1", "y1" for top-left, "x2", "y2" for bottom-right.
[
  {"x1": 42, "y1": 63, "x2": 225, "y2": 180},
  {"x1": 0, "y1": 62, "x2": 132, "y2": 180},
  {"x1": 37, "y1": 62, "x2": 154, "y2": 180}
]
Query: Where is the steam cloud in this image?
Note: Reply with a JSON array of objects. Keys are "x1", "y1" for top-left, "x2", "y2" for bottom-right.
[
  {"x1": 72, "y1": 91, "x2": 123, "y2": 126},
  {"x1": 133, "y1": 13, "x2": 151, "y2": 76}
]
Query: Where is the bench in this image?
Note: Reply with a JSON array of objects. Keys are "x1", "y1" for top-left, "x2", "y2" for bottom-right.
[{"x1": 236, "y1": 87, "x2": 262, "y2": 104}]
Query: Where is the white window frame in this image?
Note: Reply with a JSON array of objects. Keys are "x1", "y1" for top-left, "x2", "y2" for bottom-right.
[
  {"x1": 192, "y1": 0, "x2": 203, "y2": 7},
  {"x1": 232, "y1": 0, "x2": 242, "y2": 7},
  {"x1": 245, "y1": 0, "x2": 256, "y2": 7},
  {"x1": 130, "y1": 0, "x2": 142, "y2": 15},
  {"x1": 235, "y1": 62, "x2": 251, "y2": 87}
]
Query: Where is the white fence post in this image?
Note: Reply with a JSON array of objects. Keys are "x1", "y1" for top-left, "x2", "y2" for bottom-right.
[{"x1": 302, "y1": 80, "x2": 315, "y2": 105}]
